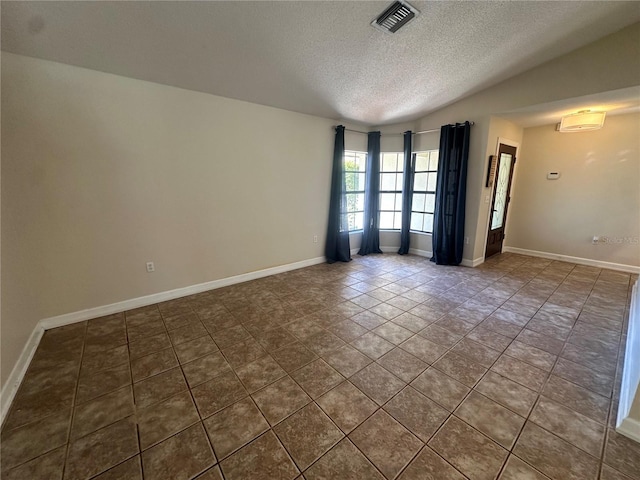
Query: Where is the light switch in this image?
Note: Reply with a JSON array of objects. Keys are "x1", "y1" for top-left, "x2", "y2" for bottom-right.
[{"x1": 547, "y1": 172, "x2": 560, "y2": 180}]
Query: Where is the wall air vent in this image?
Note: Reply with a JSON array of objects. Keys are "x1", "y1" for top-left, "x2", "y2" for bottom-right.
[{"x1": 371, "y1": 1, "x2": 419, "y2": 34}]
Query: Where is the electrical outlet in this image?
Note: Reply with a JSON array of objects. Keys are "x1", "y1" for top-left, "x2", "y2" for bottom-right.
[
  {"x1": 313, "y1": 235, "x2": 318, "y2": 243},
  {"x1": 146, "y1": 262, "x2": 155, "y2": 273},
  {"x1": 464, "y1": 237, "x2": 469, "y2": 245},
  {"x1": 592, "y1": 236, "x2": 599, "y2": 245}
]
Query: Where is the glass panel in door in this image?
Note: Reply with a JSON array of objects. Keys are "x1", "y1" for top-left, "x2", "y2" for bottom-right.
[{"x1": 491, "y1": 153, "x2": 513, "y2": 230}]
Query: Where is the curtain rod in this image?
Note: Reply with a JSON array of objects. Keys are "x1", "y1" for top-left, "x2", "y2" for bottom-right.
[{"x1": 341, "y1": 122, "x2": 474, "y2": 136}]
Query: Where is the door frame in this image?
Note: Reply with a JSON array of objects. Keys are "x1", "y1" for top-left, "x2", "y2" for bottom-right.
[{"x1": 482, "y1": 137, "x2": 520, "y2": 260}]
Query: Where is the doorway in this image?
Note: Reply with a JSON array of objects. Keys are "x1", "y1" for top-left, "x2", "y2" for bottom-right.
[{"x1": 485, "y1": 143, "x2": 517, "y2": 259}]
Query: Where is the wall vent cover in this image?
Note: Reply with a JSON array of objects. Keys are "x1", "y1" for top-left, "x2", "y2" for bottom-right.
[{"x1": 371, "y1": 1, "x2": 419, "y2": 34}]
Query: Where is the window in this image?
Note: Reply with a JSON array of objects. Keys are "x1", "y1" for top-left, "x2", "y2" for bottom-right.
[
  {"x1": 343, "y1": 150, "x2": 366, "y2": 231},
  {"x1": 379, "y1": 152, "x2": 404, "y2": 230},
  {"x1": 410, "y1": 150, "x2": 439, "y2": 233}
]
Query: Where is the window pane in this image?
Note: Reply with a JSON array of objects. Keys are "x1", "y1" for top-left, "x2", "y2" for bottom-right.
[
  {"x1": 381, "y1": 173, "x2": 396, "y2": 190},
  {"x1": 425, "y1": 193, "x2": 435, "y2": 213},
  {"x1": 380, "y1": 193, "x2": 395, "y2": 210},
  {"x1": 413, "y1": 193, "x2": 426, "y2": 211},
  {"x1": 415, "y1": 153, "x2": 429, "y2": 171},
  {"x1": 394, "y1": 193, "x2": 403, "y2": 210},
  {"x1": 427, "y1": 172, "x2": 437, "y2": 191},
  {"x1": 353, "y1": 212, "x2": 364, "y2": 231},
  {"x1": 411, "y1": 212, "x2": 423, "y2": 231},
  {"x1": 345, "y1": 193, "x2": 358, "y2": 213},
  {"x1": 414, "y1": 172, "x2": 427, "y2": 191},
  {"x1": 345, "y1": 172, "x2": 356, "y2": 192},
  {"x1": 356, "y1": 193, "x2": 365, "y2": 211},
  {"x1": 379, "y1": 212, "x2": 394, "y2": 229},
  {"x1": 423, "y1": 213, "x2": 434, "y2": 233},
  {"x1": 382, "y1": 154, "x2": 397, "y2": 172},
  {"x1": 429, "y1": 151, "x2": 439, "y2": 171},
  {"x1": 395, "y1": 172, "x2": 404, "y2": 191},
  {"x1": 393, "y1": 213, "x2": 402, "y2": 230}
]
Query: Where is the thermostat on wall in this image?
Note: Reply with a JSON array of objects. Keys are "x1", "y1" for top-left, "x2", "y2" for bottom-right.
[{"x1": 547, "y1": 172, "x2": 560, "y2": 180}]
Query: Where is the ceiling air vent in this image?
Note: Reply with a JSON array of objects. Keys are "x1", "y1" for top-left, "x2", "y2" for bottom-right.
[{"x1": 371, "y1": 1, "x2": 419, "y2": 34}]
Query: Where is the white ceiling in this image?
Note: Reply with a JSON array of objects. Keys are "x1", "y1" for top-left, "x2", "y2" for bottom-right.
[{"x1": 2, "y1": 1, "x2": 639, "y2": 126}]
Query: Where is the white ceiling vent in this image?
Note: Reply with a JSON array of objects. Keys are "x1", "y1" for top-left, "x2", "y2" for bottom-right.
[{"x1": 371, "y1": 1, "x2": 419, "y2": 34}]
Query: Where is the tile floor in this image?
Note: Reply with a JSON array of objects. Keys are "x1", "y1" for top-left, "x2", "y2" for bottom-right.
[{"x1": 2, "y1": 253, "x2": 640, "y2": 480}]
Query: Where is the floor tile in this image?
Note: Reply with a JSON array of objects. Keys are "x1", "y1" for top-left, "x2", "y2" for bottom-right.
[
  {"x1": 191, "y1": 370, "x2": 248, "y2": 418},
  {"x1": 372, "y1": 322, "x2": 414, "y2": 345},
  {"x1": 328, "y1": 319, "x2": 368, "y2": 343},
  {"x1": 76, "y1": 363, "x2": 132, "y2": 404},
  {"x1": 474, "y1": 371, "x2": 538, "y2": 417},
  {"x1": 454, "y1": 391, "x2": 525, "y2": 449},
  {"x1": 71, "y1": 386, "x2": 135, "y2": 439},
  {"x1": 352, "y1": 311, "x2": 388, "y2": 330},
  {"x1": 504, "y1": 341, "x2": 557, "y2": 371},
  {"x1": 303, "y1": 438, "x2": 384, "y2": 480},
  {"x1": 411, "y1": 367, "x2": 470, "y2": 411},
  {"x1": 81, "y1": 345, "x2": 129, "y2": 376},
  {"x1": 466, "y1": 326, "x2": 512, "y2": 351},
  {"x1": 203, "y1": 397, "x2": 270, "y2": 459},
  {"x1": 604, "y1": 428, "x2": 640, "y2": 480},
  {"x1": 4, "y1": 380, "x2": 75, "y2": 431},
  {"x1": 133, "y1": 366, "x2": 188, "y2": 409},
  {"x1": 210, "y1": 325, "x2": 252, "y2": 349},
  {"x1": 391, "y1": 312, "x2": 432, "y2": 333},
  {"x1": 491, "y1": 355, "x2": 548, "y2": 391},
  {"x1": 222, "y1": 338, "x2": 267, "y2": 369},
  {"x1": 350, "y1": 363, "x2": 406, "y2": 406},
  {"x1": 64, "y1": 416, "x2": 139, "y2": 480},
  {"x1": 417, "y1": 324, "x2": 463, "y2": 348},
  {"x1": 220, "y1": 431, "x2": 300, "y2": 480},
  {"x1": 303, "y1": 331, "x2": 347, "y2": 356},
  {"x1": 349, "y1": 410, "x2": 423, "y2": 480},
  {"x1": 130, "y1": 348, "x2": 178, "y2": 382},
  {"x1": 254, "y1": 327, "x2": 298, "y2": 352},
  {"x1": 128, "y1": 332, "x2": 171, "y2": 360},
  {"x1": 515, "y1": 329, "x2": 565, "y2": 355},
  {"x1": 235, "y1": 354, "x2": 287, "y2": 392},
  {"x1": 601, "y1": 464, "x2": 636, "y2": 480},
  {"x1": 399, "y1": 335, "x2": 447, "y2": 364},
  {"x1": 317, "y1": 380, "x2": 377, "y2": 433},
  {"x1": 271, "y1": 342, "x2": 318, "y2": 373},
  {"x1": 398, "y1": 446, "x2": 466, "y2": 480},
  {"x1": 377, "y1": 348, "x2": 427, "y2": 382},
  {"x1": 274, "y1": 403, "x2": 344, "y2": 470},
  {"x1": 182, "y1": 351, "x2": 232, "y2": 387},
  {"x1": 137, "y1": 390, "x2": 200, "y2": 449},
  {"x1": 552, "y1": 358, "x2": 613, "y2": 397},
  {"x1": 91, "y1": 456, "x2": 142, "y2": 480},
  {"x1": 142, "y1": 423, "x2": 215, "y2": 480},
  {"x1": 498, "y1": 455, "x2": 550, "y2": 480},
  {"x1": 450, "y1": 338, "x2": 501, "y2": 368},
  {"x1": 384, "y1": 386, "x2": 449, "y2": 442},
  {"x1": 290, "y1": 359, "x2": 344, "y2": 399},
  {"x1": 530, "y1": 396, "x2": 605, "y2": 456},
  {"x1": 1, "y1": 445, "x2": 66, "y2": 480},
  {"x1": 432, "y1": 351, "x2": 487, "y2": 387},
  {"x1": 428, "y1": 416, "x2": 508, "y2": 480},
  {"x1": 252, "y1": 376, "x2": 311, "y2": 425},
  {"x1": 513, "y1": 421, "x2": 599, "y2": 480},
  {"x1": 0, "y1": 409, "x2": 71, "y2": 472},
  {"x1": 351, "y1": 332, "x2": 395, "y2": 360}
]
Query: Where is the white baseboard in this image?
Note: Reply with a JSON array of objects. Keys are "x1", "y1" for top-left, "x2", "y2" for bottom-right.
[
  {"x1": 502, "y1": 246, "x2": 639, "y2": 274},
  {"x1": 618, "y1": 416, "x2": 640, "y2": 443},
  {"x1": 461, "y1": 257, "x2": 485, "y2": 268},
  {"x1": 0, "y1": 324, "x2": 45, "y2": 426},
  {"x1": 1, "y1": 255, "x2": 326, "y2": 426}
]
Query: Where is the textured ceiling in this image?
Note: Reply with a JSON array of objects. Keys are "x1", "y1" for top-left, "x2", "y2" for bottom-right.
[{"x1": 2, "y1": 1, "x2": 639, "y2": 126}]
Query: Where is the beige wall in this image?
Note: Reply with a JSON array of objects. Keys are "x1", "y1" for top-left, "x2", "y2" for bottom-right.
[
  {"x1": 1, "y1": 53, "x2": 335, "y2": 386},
  {"x1": 506, "y1": 113, "x2": 640, "y2": 267},
  {"x1": 412, "y1": 22, "x2": 640, "y2": 263}
]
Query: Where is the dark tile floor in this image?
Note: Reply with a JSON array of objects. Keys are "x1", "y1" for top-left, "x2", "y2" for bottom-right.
[{"x1": 1, "y1": 253, "x2": 639, "y2": 480}]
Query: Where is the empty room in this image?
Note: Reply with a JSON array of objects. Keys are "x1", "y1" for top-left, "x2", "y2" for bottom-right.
[{"x1": 2, "y1": 1, "x2": 640, "y2": 480}]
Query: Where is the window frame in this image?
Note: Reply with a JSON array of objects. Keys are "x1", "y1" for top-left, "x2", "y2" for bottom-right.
[
  {"x1": 342, "y1": 150, "x2": 367, "y2": 232},
  {"x1": 378, "y1": 152, "x2": 405, "y2": 231},
  {"x1": 410, "y1": 150, "x2": 439, "y2": 234}
]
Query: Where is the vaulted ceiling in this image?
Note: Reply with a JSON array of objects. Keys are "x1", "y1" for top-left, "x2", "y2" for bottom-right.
[{"x1": 2, "y1": 1, "x2": 639, "y2": 125}]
